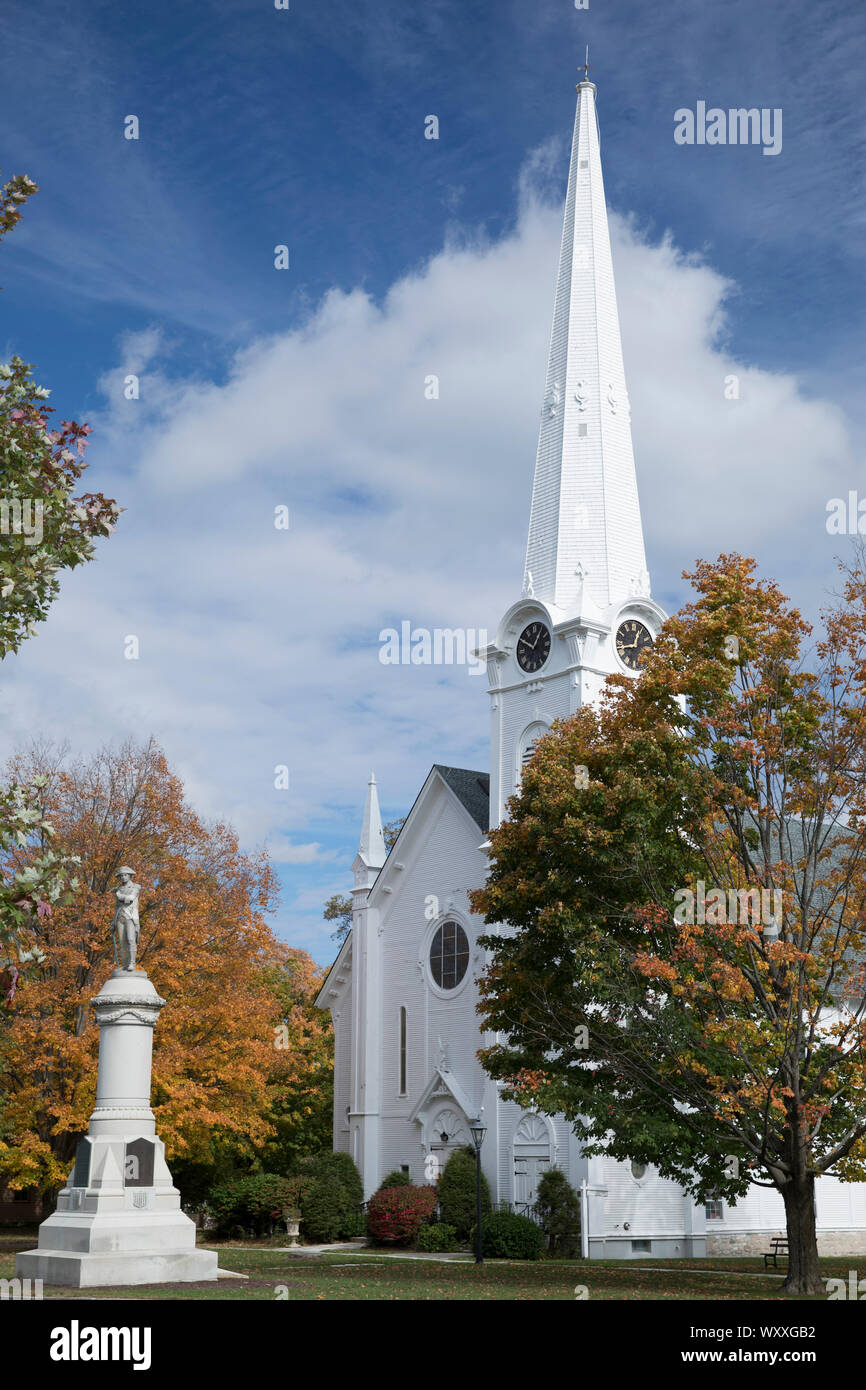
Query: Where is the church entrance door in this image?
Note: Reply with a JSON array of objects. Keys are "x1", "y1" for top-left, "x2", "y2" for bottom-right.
[
  {"x1": 514, "y1": 1154, "x2": 550, "y2": 1208},
  {"x1": 513, "y1": 1113, "x2": 552, "y2": 1213}
]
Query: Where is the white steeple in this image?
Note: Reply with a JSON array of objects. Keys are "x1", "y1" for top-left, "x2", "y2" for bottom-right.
[
  {"x1": 353, "y1": 772, "x2": 387, "y2": 888},
  {"x1": 523, "y1": 67, "x2": 649, "y2": 616},
  {"x1": 485, "y1": 61, "x2": 666, "y2": 830}
]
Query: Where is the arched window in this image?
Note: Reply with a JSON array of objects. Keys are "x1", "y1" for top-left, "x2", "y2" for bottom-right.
[
  {"x1": 399, "y1": 1007, "x2": 407, "y2": 1095},
  {"x1": 429, "y1": 922, "x2": 469, "y2": 990},
  {"x1": 517, "y1": 723, "x2": 549, "y2": 784}
]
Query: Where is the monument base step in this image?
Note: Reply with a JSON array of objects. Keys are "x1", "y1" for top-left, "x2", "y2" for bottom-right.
[{"x1": 15, "y1": 1246, "x2": 219, "y2": 1287}]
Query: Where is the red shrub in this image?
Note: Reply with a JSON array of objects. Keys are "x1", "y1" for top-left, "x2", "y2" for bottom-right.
[{"x1": 366, "y1": 1184, "x2": 438, "y2": 1244}]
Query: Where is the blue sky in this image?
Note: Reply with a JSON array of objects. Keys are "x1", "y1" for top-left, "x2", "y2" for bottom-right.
[{"x1": 1, "y1": 0, "x2": 864, "y2": 962}]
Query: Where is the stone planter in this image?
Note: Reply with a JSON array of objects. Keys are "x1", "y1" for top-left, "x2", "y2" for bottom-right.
[{"x1": 283, "y1": 1207, "x2": 301, "y2": 1248}]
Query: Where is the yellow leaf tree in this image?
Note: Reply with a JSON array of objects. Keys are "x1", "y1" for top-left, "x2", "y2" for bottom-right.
[
  {"x1": 259, "y1": 945, "x2": 334, "y2": 1173},
  {"x1": 0, "y1": 738, "x2": 283, "y2": 1193}
]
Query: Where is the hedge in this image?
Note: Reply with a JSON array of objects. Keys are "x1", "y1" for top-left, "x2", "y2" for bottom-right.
[
  {"x1": 378, "y1": 1169, "x2": 412, "y2": 1191},
  {"x1": 534, "y1": 1168, "x2": 581, "y2": 1256},
  {"x1": 437, "y1": 1147, "x2": 491, "y2": 1240},
  {"x1": 415, "y1": 1222, "x2": 458, "y2": 1252},
  {"x1": 472, "y1": 1210, "x2": 544, "y2": 1260},
  {"x1": 366, "y1": 1185, "x2": 437, "y2": 1244},
  {"x1": 292, "y1": 1151, "x2": 364, "y2": 1243},
  {"x1": 208, "y1": 1173, "x2": 298, "y2": 1237}
]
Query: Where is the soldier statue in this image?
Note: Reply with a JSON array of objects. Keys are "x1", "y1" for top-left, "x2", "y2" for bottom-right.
[{"x1": 111, "y1": 867, "x2": 141, "y2": 972}]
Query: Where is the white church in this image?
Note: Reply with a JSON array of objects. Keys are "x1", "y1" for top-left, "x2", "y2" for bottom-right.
[{"x1": 316, "y1": 69, "x2": 866, "y2": 1259}]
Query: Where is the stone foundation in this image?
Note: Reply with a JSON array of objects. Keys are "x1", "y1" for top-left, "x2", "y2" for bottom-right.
[{"x1": 707, "y1": 1229, "x2": 866, "y2": 1257}]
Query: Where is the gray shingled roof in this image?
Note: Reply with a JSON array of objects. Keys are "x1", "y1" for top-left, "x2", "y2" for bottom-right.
[{"x1": 434, "y1": 765, "x2": 490, "y2": 833}]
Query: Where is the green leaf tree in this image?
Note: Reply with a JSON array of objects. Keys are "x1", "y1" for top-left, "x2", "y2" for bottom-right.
[
  {"x1": 472, "y1": 553, "x2": 866, "y2": 1296},
  {"x1": 0, "y1": 172, "x2": 118, "y2": 980}
]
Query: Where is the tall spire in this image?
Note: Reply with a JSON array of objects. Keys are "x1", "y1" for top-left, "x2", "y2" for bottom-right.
[
  {"x1": 356, "y1": 771, "x2": 387, "y2": 871},
  {"x1": 522, "y1": 66, "x2": 649, "y2": 615}
]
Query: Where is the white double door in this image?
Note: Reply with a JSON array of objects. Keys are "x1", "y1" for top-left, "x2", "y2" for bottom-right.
[{"x1": 514, "y1": 1150, "x2": 550, "y2": 1208}]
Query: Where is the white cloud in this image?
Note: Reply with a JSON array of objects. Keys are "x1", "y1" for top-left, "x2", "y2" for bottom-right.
[
  {"x1": 267, "y1": 840, "x2": 337, "y2": 866},
  {"x1": 1, "y1": 167, "x2": 858, "y2": 959}
]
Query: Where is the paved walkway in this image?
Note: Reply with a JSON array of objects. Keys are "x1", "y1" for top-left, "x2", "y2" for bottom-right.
[
  {"x1": 269, "y1": 1242, "x2": 367, "y2": 1256},
  {"x1": 636, "y1": 1266, "x2": 784, "y2": 1280},
  {"x1": 212, "y1": 1242, "x2": 360, "y2": 1256},
  {"x1": 340, "y1": 1250, "x2": 471, "y2": 1263},
  {"x1": 268, "y1": 1244, "x2": 471, "y2": 1262}
]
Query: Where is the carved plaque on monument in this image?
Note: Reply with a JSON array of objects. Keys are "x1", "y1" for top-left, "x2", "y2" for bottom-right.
[
  {"x1": 124, "y1": 1137, "x2": 155, "y2": 1188},
  {"x1": 71, "y1": 1138, "x2": 91, "y2": 1189}
]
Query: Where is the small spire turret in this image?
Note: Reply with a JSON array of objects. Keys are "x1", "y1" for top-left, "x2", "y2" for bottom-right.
[{"x1": 356, "y1": 771, "x2": 387, "y2": 871}]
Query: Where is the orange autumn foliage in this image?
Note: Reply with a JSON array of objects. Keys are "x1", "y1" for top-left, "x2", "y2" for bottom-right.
[
  {"x1": 0, "y1": 738, "x2": 284, "y2": 1192},
  {"x1": 261, "y1": 943, "x2": 334, "y2": 1167}
]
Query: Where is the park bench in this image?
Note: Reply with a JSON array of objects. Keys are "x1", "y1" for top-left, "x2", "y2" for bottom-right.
[{"x1": 763, "y1": 1237, "x2": 788, "y2": 1268}]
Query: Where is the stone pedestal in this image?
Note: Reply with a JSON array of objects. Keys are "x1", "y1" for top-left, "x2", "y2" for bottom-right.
[{"x1": 16, "y1": 969, "x2": 218, "y2": 1287}]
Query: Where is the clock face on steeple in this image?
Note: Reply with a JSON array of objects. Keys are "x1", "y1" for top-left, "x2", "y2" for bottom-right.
[
  {"x1": 615, "y1": 619, "x2": 653, "y2": 671},
  {"x1": 516, "y1": 621, "x2": 551, "y2": 673}
]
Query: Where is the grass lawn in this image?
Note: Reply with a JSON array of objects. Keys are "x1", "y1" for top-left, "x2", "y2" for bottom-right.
[{"x1": 0, "y1": 1230, "x2": 857, "y2": 1299}]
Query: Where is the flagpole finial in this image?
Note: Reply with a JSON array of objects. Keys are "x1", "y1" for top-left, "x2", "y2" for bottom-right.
[{"x1": 577, "y1": 45, "x2": 594, "y2": 89}]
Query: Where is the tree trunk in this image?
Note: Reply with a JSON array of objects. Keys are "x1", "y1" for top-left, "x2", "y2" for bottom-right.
[{"x1": 781, "y1": 1175, "x2": 823, "y2": 1295}]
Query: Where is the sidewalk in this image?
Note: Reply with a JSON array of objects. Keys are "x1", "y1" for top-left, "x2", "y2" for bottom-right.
[{"x1": 268, "y1": 1243, "x2": 471, "y2": 1262}]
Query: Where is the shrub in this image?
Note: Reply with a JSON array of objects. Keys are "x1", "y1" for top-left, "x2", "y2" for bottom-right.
[
  {"x1": 534, "y1": 1168, "x2": 581, "y2": 1257},
  {"x1": 299, "y1": 1172, "x2": 350, "y2": 1243},
  {"x1": 295, "y1": 1150, "x2": 363, "y2": 1208},
  {"x1": 341, "y1": 1209, "x2": 367, "y2": 1239},
  {"x1": 472, "y1": 1210, "x2": 544, "y2": 1260},
  {"x1": 208, "y1": 1173, "x2": 297, "y2": 1237},
  {"x1": 366, "y1": 1185, "x2": 437, "y2": 1244},
  {"x1": 416, "y1": 1222, "x2": 458, "y2": 1253},
  {"x1": 293, "y1": 1151, "x2": 364, "y2": 1243},
  {"x1": 438, "y1": 1148, "x2": 491, "y2": 1240},
  {"x1": 378, "y1": 1169, "x2": 412, "y2": 1191}
]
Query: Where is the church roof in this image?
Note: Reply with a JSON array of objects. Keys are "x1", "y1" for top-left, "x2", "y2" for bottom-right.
[{"x1": 432, "y1": 765, "x2": 490, "y2": 833}]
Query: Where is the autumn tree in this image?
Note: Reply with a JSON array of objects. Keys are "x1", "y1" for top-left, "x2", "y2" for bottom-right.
[
  {"x1": 169, "y1": 943, "x2": 333, "y2": 1206},
  {"x1": 0, "y1": 170, "x2": 118, "y2": 978},
  {"x1": 0, "y1": 738, "x2": 283, "y2": 1194},
  {"x1": 259, "y1": 945, "x2": 334, "y2": 1172},
  {"x1": 472, "y1": 553, "x2": 866, "y2": 1296}
]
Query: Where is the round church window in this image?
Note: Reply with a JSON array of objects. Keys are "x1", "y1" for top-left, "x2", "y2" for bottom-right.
[
  {"x1": 631, "y1": 1161, "x2": 647, "y2": 1181},
  {"x1": 429, "y1": 921, "x2": 470, "y2": 990}
]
